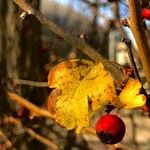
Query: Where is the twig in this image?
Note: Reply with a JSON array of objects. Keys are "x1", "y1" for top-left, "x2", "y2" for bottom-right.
[
  {"x1": 128, "y1": 0, "x2": 150, "y2": 88},
  {"x1": 26, "y1": 128, "x2": 58, "y2": 150},
  {"x1": 13, "y1": 79, "x2": 48, "y2": 87},
  {"x1": 12, "y1": 0, "x2": 125, "y2": 84},
  {"x1": 7, "y1": 91, "x2": 55, "y2": 119},
  {"x1": 0, "y1": 117, "x2": 58, "y2": 149},
  {"x1": 122, "y1": 38, "x2": 141, "y2": 80},
  {"x1": 122, "y1": 38, "x2": 148, "y2": 96}
]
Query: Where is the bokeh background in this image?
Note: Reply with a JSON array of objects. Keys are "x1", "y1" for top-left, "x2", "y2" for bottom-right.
[{"x1": 0, "y1": 0, "x2": 150, "y2": 149}]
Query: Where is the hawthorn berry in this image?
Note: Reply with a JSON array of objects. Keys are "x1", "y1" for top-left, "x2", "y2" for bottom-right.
[
  {"x1": 95, "y1": 114, "x2": 125, "y2": 144},
  {"x1": 142, "y1": 8, "x2": 150, "y2": 20}
]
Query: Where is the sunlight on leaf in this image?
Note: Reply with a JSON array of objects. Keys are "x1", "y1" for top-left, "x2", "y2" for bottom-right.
[
  {"x1": 117, "y1": 78, "x2": 146, "y2": 108},
  {"x1": 47, "y1": 59, "x2": 115, "y2": 133}
]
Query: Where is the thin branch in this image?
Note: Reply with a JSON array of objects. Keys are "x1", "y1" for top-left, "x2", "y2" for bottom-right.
[
  {"x1": 122, "y1": 38, "x2": 141, "y2": 80},
  {"x1": 13, "y1": 79, "x2": 48, "y2": 87},
  {"x1": 26, "y1": 128, "x2": 58, "y2": 150},
  {"x1": 7, "y1": 91, "x2": 54, "y2": 119},
  {"x1": 12, "y1": 0, "x2": 125, "y2": 84},
  {"x1": 0, "y1": 117, "x2": 58, "y2": 149},
  {"x1": 128, "y1": 0, "x2": 150, "y2": 88},
  {"x1": 122, "y1": 38, "x2": 148, "y2": 96}
]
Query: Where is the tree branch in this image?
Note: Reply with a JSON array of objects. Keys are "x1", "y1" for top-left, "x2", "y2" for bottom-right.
[
  {"x1": 122, "y1": 38, "x2": 141, "y2": 80},
  {"x1": 27, "y1": 128, "x2": 58, "y2": 150},
  {"x1": 128, "y1": 0, "x2": 150, "y2": 88},
  {"x1": 12, "y1": 0, "x2": 125, "y2": 84},
  {"x1": 0, "y1": 117, "x2": 58, "y2": 149},
  {"x1": 7, "y1": 91, "x2": 54, "y2": 119},
  {"x1": 13, "y1": 79, "x2": 48, "y2": 87}
]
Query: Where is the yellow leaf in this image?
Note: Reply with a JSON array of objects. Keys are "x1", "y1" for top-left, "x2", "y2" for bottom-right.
[
  {"x1": 47, "y1": 59, "x2": 115, "y2": 133},
  {"x1": 117, "y1": 78, "x2": 146, "y2": 108}
]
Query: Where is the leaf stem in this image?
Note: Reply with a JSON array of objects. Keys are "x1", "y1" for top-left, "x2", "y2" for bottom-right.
[
  {"x1": 122, "y1": 38, "x2": 141, "y2": 81},
  {"x1": 122, "y1": 38, "x2": 148, "y2": 96}
]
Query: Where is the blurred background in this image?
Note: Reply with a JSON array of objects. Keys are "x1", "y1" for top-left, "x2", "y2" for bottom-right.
[{"x1": 0, "y1": 0, "x2": 150, "y2": 149}]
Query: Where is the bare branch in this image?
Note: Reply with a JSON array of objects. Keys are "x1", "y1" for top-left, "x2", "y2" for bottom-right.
[
  {"x1": 12, "y1": 0, "x2": 33, "y2": 15},
  {"x1": 7, "y1": 91, "x2": 54, "y2": 119},
  {"x1": 128, "y1": 0, "x2": 150, "y2": 88},
  {"x1": 122, "y1": 38, "x2": 141, "y2": 80},
  {"x1": 26, "y1": 128, "x2": 58, "y2": 150},
  {"x1": 12, "y1": 0, "x2": 125, "y2": 84},
  {"x1": 13, "y1": 79, "x2": 48, "y2": 87},
  {"x1": 0, "y1": 117, "x2": 58, "y2": 149}
]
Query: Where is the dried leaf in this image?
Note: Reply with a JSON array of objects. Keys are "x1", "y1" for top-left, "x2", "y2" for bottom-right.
[
  {"x1": 116, "y1": 78, "x2": 146, "y2": 108},
  {"x1": 47, "y1": 59, "x2": 115, "y2": 133}
]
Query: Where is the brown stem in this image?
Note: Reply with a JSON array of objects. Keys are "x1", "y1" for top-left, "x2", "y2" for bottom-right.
[
  {"x1": 128, "y1": 0, "x2": 150, "y2": 88},
  {"x1": 12, "y1": 0, "x2": 124, "y2": 84},
  {"x1": 13, "y1": 79, "x2": 48, "y2": 87},
  {"x1": 0, "y1": 116, "x2": 58, "y2": 149},
  {"x1": 27, "y1": 128, "x2": 58, "y2": 150},
  {"x1": 7, "y1": 91, "x2": 55, "y2": 119},
  {"x1": 122, "y1": 38, "x2": 141, "y2": 80}
]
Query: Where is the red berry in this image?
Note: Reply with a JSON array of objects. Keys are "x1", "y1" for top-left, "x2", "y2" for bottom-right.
[
  {"x1": 142, "y1": 8, "x2": 150, "y2": 20},
  {"x1": 95, "y1": 114, "x2": 125, "y2": 144}
]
